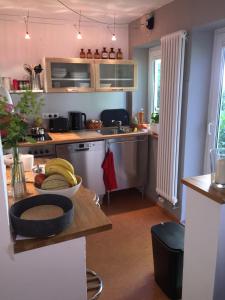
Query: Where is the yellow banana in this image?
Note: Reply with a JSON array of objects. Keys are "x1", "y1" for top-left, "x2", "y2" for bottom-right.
[
  {"x1": 45, "y1": 165, "x2": 77, "y2": 186},
  {"x1": 45, "y1": 158, "x2": 74, "y2": 174}
]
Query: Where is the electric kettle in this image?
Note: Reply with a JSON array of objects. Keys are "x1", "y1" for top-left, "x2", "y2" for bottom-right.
[{"x1": 69, "y1": 111, "x2": 87, "y2": 130}]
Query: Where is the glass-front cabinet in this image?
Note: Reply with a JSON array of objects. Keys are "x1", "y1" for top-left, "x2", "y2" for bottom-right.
[
  {"x1": 43, "y1": 58, "x2": 137, "y2": 92},
  {"x1": 43, "y1": 57, "x2": 95, "y2": 92},
  {"x1": 95, "y1": 60, "x2": 137, "y2": 92}
]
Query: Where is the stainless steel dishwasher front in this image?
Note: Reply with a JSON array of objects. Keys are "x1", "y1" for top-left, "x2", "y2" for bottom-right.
[{"x1": 55, "y1": 141, "x2": 106, "y2": 196}]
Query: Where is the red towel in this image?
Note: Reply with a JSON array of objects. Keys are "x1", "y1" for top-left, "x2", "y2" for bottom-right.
[{"x1": 102, "y1": 149, "x2": 117, "y2": 191}]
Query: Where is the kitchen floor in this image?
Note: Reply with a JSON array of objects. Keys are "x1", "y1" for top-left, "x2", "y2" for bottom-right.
[{"x1": 86, "y1": 189, "x2": 176, "y2": 300}]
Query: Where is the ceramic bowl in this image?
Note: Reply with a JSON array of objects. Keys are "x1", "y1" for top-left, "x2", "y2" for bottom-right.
[{"x1": 35, "y1": 175, "x2": 82, "y2": 198}]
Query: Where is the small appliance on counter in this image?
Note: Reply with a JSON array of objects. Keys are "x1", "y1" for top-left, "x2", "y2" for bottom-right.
[
  {"x1": 100, "y1": 109, "x2": 130, "y2": 127},
  {"x1": 69, "y1": 111, "x2": 86, "y2": 130},
  {"x1": 49, "y1": 117, "x2": 69, "y2": 133}
]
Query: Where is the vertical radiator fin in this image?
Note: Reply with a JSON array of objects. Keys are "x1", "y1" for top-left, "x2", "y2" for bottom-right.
[{"x1": 156, "y1": 30, "x2": 186, "y2": 205}]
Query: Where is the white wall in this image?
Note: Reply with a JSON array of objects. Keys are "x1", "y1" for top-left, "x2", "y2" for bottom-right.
[
  {"x1": 0, "y1": 21, "x2": 128, "y2": 78},
  {"x1": 0, "y1": 20, "x2": 129, "y2": 118}
]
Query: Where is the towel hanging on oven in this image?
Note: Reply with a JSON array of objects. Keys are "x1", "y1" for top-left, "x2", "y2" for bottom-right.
[{"x1": 101, "y1": 149, "x2": 117, "y2": 191}]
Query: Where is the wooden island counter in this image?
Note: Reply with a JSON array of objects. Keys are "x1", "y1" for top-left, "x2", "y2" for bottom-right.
[
  {"x1": 5, "y1": 168, "x2": 112, "y2": 300},
  {"x1": 9, "y1": 180, "x2": 112, "y2": 253}
]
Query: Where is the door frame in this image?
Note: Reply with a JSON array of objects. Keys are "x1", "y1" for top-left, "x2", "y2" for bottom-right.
[{"x1": 204, "y1": 27, "x2": 225, "y2": 173}]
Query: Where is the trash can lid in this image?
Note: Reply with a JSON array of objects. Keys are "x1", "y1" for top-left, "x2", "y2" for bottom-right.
[{"x1": 151, "y1": 222, "x2": 184, "y2": 251}]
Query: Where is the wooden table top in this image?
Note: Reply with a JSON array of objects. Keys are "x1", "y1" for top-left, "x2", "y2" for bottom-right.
[
  {"x1": 19, "y1": 129, "x2": 149, "y2": 147},
  {"x1": 8, "y1": 175, "x2": 112, "y2": 254},
  {"x1": 182, "y1": 174, "x2": 225, "y2": 205}
]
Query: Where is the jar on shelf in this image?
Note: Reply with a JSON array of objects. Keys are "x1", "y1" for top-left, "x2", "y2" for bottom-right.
[
  {"x1": 109, "y1": 48, "x2": 116, "y2": 59},
  {"x1": 101, "y1": 47, "x2": 108, "y2": 59},
  {"x1": 210, "y1": 148, "x2": 225, "y2": 188},
  {"x1": 80, "y1": 49, "x2": 86, "y2": 59},
  {"x1": 87, "y1": 49, "x2": 93, "y2": 59},
  {"x1": 94, "y1": 49, "x2": 100, "y2": 59},
  {"x1": 116, "y1": 48, "x2": 123, "y2": 59}
]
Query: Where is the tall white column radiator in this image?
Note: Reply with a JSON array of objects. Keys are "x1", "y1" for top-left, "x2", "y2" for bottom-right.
[{"x1": 156, "y1": 30, "x2": 186, "y2": 205}]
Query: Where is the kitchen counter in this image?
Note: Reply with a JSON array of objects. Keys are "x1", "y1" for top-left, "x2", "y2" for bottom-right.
[
  {"x1": 8, "y1": 173, "x2": 112, "y2": 254},
  {"x1": 19, "y1": 129, "x2": 150, "y2": 147},
  {"x1": 182, "y1": 174, "x2": 225, "y2": 205}
]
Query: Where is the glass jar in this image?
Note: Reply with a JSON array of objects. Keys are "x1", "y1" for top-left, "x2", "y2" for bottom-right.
[
  {"x1": 109, "y1": 48, "x2": 116, "y2": 59},
  {"x1": 101, "y1": 47, "x2": 108, "y2": 59},
  {"x1": 80, "y1": 49, "x2": 86, "y2": 59},
  {"x1": 116, "y1": 48, "x2": 123, "y2": 59},
  {"x1": 94, "y1": 49, "x2": 100, "y2": 59},
  {"x1": 210, "y1": 148, "x2": 225, "y2": 188},
  {"x1": 87, "y1": 49, "x2": 93, "y2": 59}
]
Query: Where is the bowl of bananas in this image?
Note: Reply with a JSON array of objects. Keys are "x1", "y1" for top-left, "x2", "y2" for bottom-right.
[{"x1": 34, "y1": 158, "x2": 82, "y2": 198}]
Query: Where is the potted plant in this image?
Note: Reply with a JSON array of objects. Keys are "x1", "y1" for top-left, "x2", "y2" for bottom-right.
[
  {"x1": 0, "y1": 90, "x2": 44, "y2": 200},
  {"x1": 150, "y1": 112, "x2": 160, "y2": 134}
]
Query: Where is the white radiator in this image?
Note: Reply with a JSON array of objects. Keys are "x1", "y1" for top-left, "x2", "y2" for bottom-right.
[{"x1": 156, "y1": 30, "x2": 186, "y2": 205}]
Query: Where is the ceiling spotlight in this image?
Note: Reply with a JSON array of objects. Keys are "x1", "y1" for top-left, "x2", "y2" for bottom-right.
[
  {"x1": 77, "y1": 31, "x2": 82, "y2": 40},
  {"x1": 77, "y1": 10, "x2": 82, "y2": 40},
  {"x1": 111, "y1": 15, "x2": 117, "y2": 41},
  {"x1": 112, "y1": 33, "x2": 117, "y2": 41},
  {"x1": 25, "y1": 32, "x2": 31, "y2": 39},
  {"x1": 24, "y1": 10, "x2": 31, "y2": 40}
]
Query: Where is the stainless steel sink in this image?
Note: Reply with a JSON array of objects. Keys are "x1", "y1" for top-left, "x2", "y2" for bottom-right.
[{"x1": 96, "y1": 127, "x2": 133, "y2": 135}]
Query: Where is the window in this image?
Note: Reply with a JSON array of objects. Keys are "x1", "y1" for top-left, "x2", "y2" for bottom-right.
[
  {"x1": 217, "y1": 52, "x2": 225, "y2": 148},
  {"x1": 204, "y1": 28, "x2": 225, "y2": 172},
  {"x1": 148, "y1": 47, "x2": 161, "y2": 115}
]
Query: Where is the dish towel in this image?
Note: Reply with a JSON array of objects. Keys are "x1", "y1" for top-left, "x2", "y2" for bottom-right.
[{"x1": 101, "y1": 149, "x2": 117, "y2": 191}]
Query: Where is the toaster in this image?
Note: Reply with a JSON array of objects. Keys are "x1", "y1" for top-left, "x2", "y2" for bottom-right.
[{"x1": 49, "y1": 117, "x2": 69, "y2": 132}]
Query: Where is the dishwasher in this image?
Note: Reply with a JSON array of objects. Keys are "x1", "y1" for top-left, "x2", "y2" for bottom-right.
[{"x1": 56, "y1": 141, "x2": 106, "y2": 197}]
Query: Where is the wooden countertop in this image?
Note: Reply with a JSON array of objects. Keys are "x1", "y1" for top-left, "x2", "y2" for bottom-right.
[
  {"x1": 182, "y1": 174, "x2": 225, "y2": 205},
  {"x1": 8, "y1": 174, "x2": 112, "y2": 254},
  {"x1": 19, "y1": 129, "x2": 149, "y2": 147}
]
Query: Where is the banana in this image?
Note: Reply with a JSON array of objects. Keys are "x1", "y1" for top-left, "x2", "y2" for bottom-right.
[
  {"x1": 45, "y1": 158, "x2": 74, "y2": 174},
  {"x1": 45, "y1": 165, "x2": 77, "y2": 186}
]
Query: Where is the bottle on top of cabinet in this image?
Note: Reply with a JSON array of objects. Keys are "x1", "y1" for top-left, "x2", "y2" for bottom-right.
[
  {"x1": 137, "y1": 108, "x2": 144, "y2": 124},
  {"x1": 80, "y1": 49, "x2": 86, "y2": 59},
  {"x1": 109, "y1": 48, "x2": 116, "y2": 59},
  {"x1": 94, "y1": 49, "x2": 101, "y2": 59},
  {"x1": 116, "y1": 48, "x2": 123, "y2": 60},
  {"x1": 101, "y1": 47, "x2": 108, "y2": 59},
  {"x1": 87, "y1": 49, "x2": 93, "y2": 59}
]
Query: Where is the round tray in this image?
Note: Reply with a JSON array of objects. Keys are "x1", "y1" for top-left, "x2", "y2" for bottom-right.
[{"x1": 10, "y1": 194, "x2": 74, "y2": 238}]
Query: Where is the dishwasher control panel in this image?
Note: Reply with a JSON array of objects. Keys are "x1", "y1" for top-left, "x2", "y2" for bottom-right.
[{"x1": 68, "y1": 142, "x2": 104, "y2": 152}]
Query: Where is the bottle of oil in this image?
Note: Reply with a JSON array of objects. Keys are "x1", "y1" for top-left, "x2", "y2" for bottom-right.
[
  {"x1": 116, "y1": 48, "x2": 123, "y2": 59},
  {"x1": 137, "y1": 108, "x2": 144, "y2": 124},
  {"x1": 94, "y1": 49, "x2": 100, "y2": 59},
  {"x1": 87, "y1": 49, "x2": 93, "y2": 59},
  {"x1": 109, "y1": 48, "x2": 116, "y2": 59},
  {"x1": 80, "y1": 49, "x2": 86, "y2": 59},
  {"x1": 101, "y1": 47, "x2": 108, "y2": 59}
]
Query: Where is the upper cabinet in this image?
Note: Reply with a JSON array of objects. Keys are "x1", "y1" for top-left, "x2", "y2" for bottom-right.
[
  {"x1": 95, "y1": 60, "x2": 137, "y2": 92},
  {"x1": 43, "y1": 57, "x2": 137, "y2": 93},
  {"x1": 43, "y1": 57, "x2": 95, "y2": 93}
]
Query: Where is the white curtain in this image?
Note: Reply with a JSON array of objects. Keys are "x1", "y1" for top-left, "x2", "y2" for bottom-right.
[{"x1": 156, "y1": 30, "x2": 186, "y2": 205}]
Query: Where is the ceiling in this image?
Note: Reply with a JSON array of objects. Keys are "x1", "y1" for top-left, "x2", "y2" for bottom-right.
[{"x1": 0, "y1": 0, "x2": 174, "y2": 24}]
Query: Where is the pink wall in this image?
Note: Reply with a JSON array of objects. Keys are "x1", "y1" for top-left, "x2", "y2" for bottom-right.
[{"x1": 0, "y1": 21, "x2": 128, "y2": 80}]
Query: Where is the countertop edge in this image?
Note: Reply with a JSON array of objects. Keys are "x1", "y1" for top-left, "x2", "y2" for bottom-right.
[
  {"x1": 182, "y1": 175, "x2": 225, "y2": 205},
  {"x1": 18, "y1": 130, "x2": 150, "y2": 147}
]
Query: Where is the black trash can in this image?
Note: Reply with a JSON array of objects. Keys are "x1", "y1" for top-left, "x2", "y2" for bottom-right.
[{"x1": 151, "y1": 222, "x2": 184, "y2": 300}]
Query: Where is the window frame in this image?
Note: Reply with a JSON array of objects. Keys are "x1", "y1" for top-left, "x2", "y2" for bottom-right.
[{"x1": 148, "y1": 47, "x2": 161, "y2": 118}]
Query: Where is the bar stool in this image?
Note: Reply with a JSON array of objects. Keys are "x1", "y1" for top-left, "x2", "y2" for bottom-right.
[{"x1": 87, "y1": 195, "x2": 103, "y2": 300}]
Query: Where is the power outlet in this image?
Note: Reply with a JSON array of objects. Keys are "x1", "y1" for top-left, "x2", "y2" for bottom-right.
[{"x1": 42, "y1": 113, "x2": 60, "y2": 119}]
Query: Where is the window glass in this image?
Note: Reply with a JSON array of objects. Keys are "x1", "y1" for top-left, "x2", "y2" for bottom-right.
[
  {"x1": 153, "y1": 59, "x2": 161, "y2": 112},
  {"x1": 217, "y1": 52, "x2": 225, "y2": 148}
]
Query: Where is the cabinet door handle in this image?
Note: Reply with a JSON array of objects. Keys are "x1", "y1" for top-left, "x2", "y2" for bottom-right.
[{"x1": 66, "y1": 88, "x2": 78, "y2": 92}]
